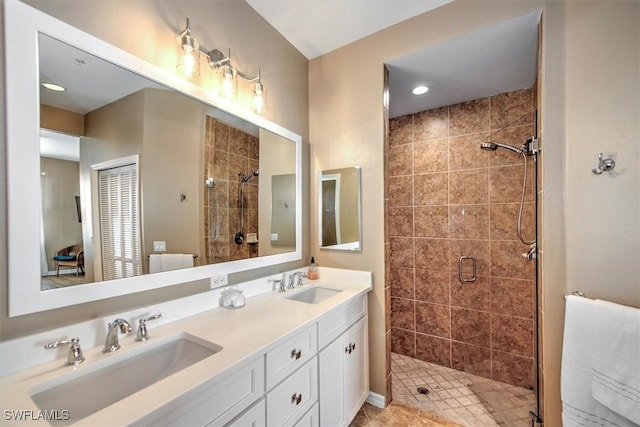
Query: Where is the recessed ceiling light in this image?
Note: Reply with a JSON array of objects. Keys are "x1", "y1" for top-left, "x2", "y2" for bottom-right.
[
  {"x1": 412, "y1": 85, "x2": 429, "y2": 95},
  {"x1": 42, "y1": 82, "x2": 66, "y2": 92}
]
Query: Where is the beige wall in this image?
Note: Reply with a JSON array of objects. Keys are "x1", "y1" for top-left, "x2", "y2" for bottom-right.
[
  {"x1": 1, "y1": 0, "x2": 309, "y2": 339},
  {"x1": 310, "y1": 0, "x2": 639, "y2": 423},
  {"x1": 564, "y1": 2, "x2": 639, "y2": 306},
  {"x1": 141, "y1": 88, "x2": 203, "y2": 269},
  {"x1": 40, "y1": 157, "x2": 82, "y2": 272}
]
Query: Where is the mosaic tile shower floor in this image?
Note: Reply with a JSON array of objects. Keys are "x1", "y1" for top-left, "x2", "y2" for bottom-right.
[{"x1": 391, "y1": 352, "x2": 535, "y2": 427}]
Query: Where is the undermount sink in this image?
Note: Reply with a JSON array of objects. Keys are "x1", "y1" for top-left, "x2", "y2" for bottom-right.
[
  {"x1": 285, "y1": 286, "x2": 342, "y2": 304},
  {"x1": 30, "y1": 333, "x2": 222, "y2": 426}
]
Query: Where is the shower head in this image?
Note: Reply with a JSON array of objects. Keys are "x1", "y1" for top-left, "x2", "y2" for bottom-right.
[
  {"x1": 480, "y1": 142, "x2": 498, "y2": 151},
  {"x1": 480, "y1": 141, "x2": 525, "y2": 155},
  {"x1": 240, "y1": 169, "x2": 260, "y2": 183}
]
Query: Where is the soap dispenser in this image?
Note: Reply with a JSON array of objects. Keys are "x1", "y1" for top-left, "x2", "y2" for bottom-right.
[{"x1": 308, "y1": 257, "x2": 318, "y2": 280}]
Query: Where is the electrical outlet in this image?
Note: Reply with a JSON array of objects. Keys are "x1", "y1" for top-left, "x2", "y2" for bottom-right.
[
  {"x1": 153, "y1": 241, "x2": 166, "y2": 252},
  {"x1": 211, "y1": 275, "x2": 228, "y2": 289},
  {"x1": 270, "y1": 233, "x2": 278, "y2": 241}
]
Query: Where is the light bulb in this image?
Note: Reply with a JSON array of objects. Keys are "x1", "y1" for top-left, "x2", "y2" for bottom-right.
[
  {"x1": 253, "y1": 82, "x2": 265, "y2": 114},
  {"x1": 221, "y1": 65, "x2": 235, "y2": 99},
  {"x1": 181, "y1": 49, "x2": 197, "y2": 77}
]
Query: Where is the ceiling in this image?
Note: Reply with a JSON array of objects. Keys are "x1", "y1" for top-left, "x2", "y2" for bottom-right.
[
  {"x1": 245, "y1": 0, "x2": 452, "y2": 60},
  {"x1": 247, "y1": 1, "x2": 540, "y2": 117}
]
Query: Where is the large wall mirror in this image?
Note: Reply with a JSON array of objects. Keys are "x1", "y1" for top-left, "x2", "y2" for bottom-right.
[
  {"x1": 318, "y1": 167, "x2": 362, "y2": 251},
  {"x1": 5, "y1": 2, "x2": 302, "y2": 316}
]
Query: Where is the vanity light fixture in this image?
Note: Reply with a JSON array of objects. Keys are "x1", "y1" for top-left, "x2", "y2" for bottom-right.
[
  {"x1": 42, "y1": 82, "x2": 66, "y2": 92},
  {"x1": 177, "y1": 18, "x2": 200, "y2": 78},
  {"x1": 176, "y1": 18, "x2": 265, "y2": 112},
  {"x1": 412, "y1": 85, "x2": 429, "y2": 95}
]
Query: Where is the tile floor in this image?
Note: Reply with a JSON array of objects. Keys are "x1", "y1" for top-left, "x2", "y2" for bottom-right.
[
  {"x1": 391, "y1": 352, "x2": 536, "y2": 427},
  {"x1": 350, "y1": 401, "x2": 462, "y2": 427}
]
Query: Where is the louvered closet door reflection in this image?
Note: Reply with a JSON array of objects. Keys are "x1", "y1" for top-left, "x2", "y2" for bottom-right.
[{"x1": 98, "y1": 164, "x2": 141, "y2": 280}]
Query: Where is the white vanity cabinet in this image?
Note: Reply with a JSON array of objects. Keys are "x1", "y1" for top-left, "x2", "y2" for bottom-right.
[
  {"x1": 318, "y1": 297, "x2": 369, "y2": 427},
  {"x1": 127, "y1": 293, "x2": 368, "y2": 427}
]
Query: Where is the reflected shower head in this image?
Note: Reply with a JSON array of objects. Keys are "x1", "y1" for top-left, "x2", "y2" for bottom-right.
[
  {"x1": 480, "y1": 141, "x2": 525, "y2": 155},
  {"x1": 240, "y1": 170, "x2": 259, "y2": 183}
]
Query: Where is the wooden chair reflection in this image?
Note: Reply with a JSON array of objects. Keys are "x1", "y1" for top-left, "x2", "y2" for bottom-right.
[{"x1": 53, "y1": 243, "x2": 84, "y2": 277}]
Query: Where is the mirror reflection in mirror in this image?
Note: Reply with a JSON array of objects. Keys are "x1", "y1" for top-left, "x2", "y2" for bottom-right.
[
  {"x1": 318, "y1": 167, "x2": 362, "y2": 251},
  {"x1": 37, "y1": 33, "x2": 297, "y2": 291}
]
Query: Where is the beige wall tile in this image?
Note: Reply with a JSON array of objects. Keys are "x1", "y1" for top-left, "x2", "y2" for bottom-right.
[
  {"x1": 491, "y1": 278, "x2": 535, "y2": 319},
  {"x1": 389, "y1": 206, "x2": 414, "y2": 237},
  {"x1": 416, "y1": 333, "x2": 451, "y2": 367},
  {"x1": 389, "y1": 144, "x2": 414, "y2": 177},
  {"x1": 450, "y1": 204, "x2": 490, "y2": 239},
  {"x1": 451, "y1": 342, "x2": 492, "y2": 378},
  {"x1": 415, "y1": 269, "x2": 450, "y2": 304},
  {"x1": 414, "y1": 173, "x2": 448, "y2": 206},
  {"x1": 451, "y1": 275, "x2": 490, "y2": 311},
  {"x1": 414, "y1": 140, "x2": 449, "y2": 174},
  {"x1": 390, "y1": 115, "x2": 413, "y2": 146},
  {"x1": 491, "y1": 313, "x2": 534, "y2": 357},
  {"x1": 390, "y1": 267, "x2": 415, "y2": 299},
  {"x1": 449, "y1": 169, "x2": 489, "y2": 204},
  {"x1": 450, "y1": 98, "x2": 490, "y2": 136},
  {"x1": 415, "y1": 206, "x2": 449, "y2": 238},
  {"x1": 451, "y1": 307, "x2": 490, "y2": 347},
  {"x1": 490, "y1": 88, "x2": 534, "y2": 130},
  {"x1": 449, "y1": 133, "x2": 490, "y2": 170},
  {"x1": 391, "y1": 297, "x2": 415, "y2": 331},
  {"x1": 416, "y1": 301, "x2": 451, "y2": 338},
  {"x1": 414, "y1": 107, "x2": 449, "y2": 142}
]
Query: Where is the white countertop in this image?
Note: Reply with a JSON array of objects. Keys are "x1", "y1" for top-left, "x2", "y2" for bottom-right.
[{"x1": 0, "y1": 272, "x2": 372, "y2": 426}]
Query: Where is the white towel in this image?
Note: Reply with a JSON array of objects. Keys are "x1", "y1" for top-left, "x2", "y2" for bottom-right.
[
  {"x1": 561, "y1": 295, "x2": 636, "y2": 427},
  {"x1": 591, "y1": 299, "x2": 640, "y2": 425},
  {"x1": 148, "y1": 254, "x2": 194, "y2": 273}
]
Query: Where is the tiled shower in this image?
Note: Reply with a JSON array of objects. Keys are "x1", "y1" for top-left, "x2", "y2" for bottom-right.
[
  {"x1": 386, "y1": 88, "x2": 537, "y2": 423},
  {"x1": 203, "y1": 116, "x2": 260, "y2": 264}
]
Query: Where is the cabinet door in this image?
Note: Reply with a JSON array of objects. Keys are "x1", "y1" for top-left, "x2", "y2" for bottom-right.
[
  {"x1": 318, "y1": 332, "x2": 347, "y2": 427},
  {"x1": 343, "y1": 316, "x2": 368, "y2": 423},
  {"x1": 319, "y1": 315, "x2": 369, "y2": 427}
]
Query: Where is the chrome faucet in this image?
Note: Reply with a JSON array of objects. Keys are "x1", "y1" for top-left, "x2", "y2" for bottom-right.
[
  {"x1": 102, "y1": 318, "x2": 132, "y2": 352},
  {"x1": 288, "y1": 271, "x2": 307, "y2": 289},
  {"x1": 269, "y1": 273, "x2": 287, "y2": 292},
  {"x1": 135, "y1": 313, "x2": 162, "y2": 342},
  {"x1": 44, "y1": 337, "x2": 85, "y2": 366}
]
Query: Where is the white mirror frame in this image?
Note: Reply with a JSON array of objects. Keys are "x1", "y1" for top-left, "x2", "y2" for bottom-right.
[
  {"x1": 5, "y1": 1, "x2": 302, "y2": 316},
  {"x1": 318, "y1": 166, "x2": 362, "y2": 252}
]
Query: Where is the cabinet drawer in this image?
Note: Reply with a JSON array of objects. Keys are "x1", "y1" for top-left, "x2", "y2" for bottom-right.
[
  {"x1": 218, "y1": 398, "x2": 265, "y2": 427},
  {"x1": 266, "y1": 323, "x2": 317, "y2": 390},
  {"x1": 318, "y1": 295, "x2": 367, "y2": 349},
  {"x1": 293, "y1": 402, "x2": 319, "y2": 427},
  {"x1": 266, "y1": 356, "x2": 318, "y2": 427},
  {"x1": 143, "y1": 356, "x2": 265, "y2": 427}
]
